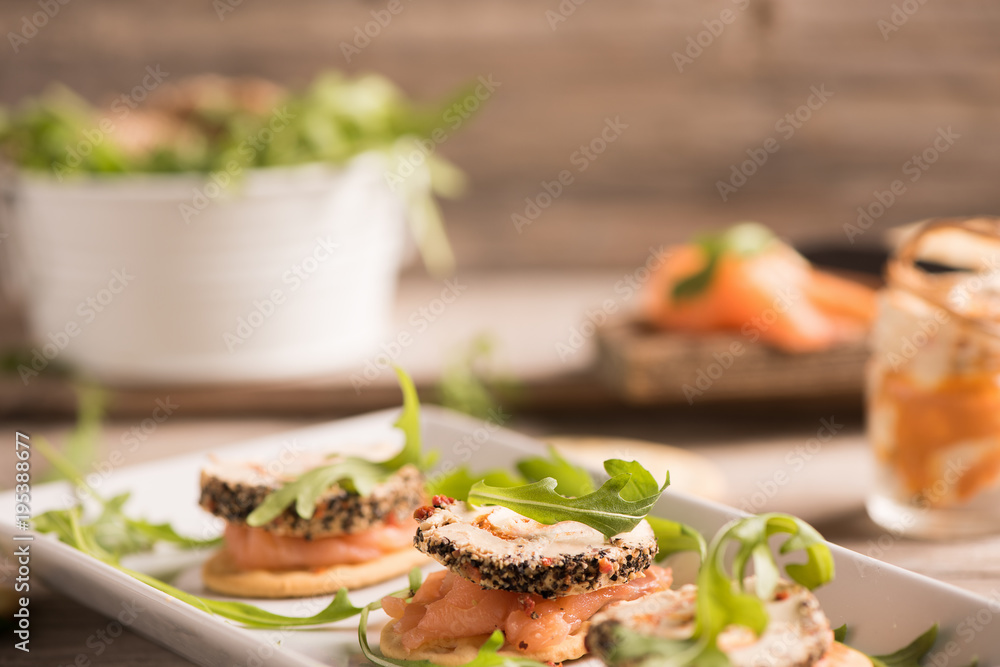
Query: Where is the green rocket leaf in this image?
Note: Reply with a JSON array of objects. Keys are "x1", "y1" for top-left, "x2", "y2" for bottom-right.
[
  {"x1": 248, "y1": 366, "x2": 434, "y2": 526},
  {"x1": 467, "y1": 459, "x2": 669, "y2": 538}
]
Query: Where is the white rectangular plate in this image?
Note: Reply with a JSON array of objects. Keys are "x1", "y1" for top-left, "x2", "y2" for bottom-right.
[{"x1": 2, "y1": 407, "x2": 997, "y2": 666}]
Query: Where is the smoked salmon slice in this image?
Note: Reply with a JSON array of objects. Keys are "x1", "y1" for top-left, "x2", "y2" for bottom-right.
[
  {"x1": 383, "y1": 565, "x2": 673, "y2": 654},
  {"x1": 814, "y1": 642, "x2": 874, "y2": 667},
  {"x1": 642, "y1": 223, "x2": 876, "y2": 353},
  {"x1": 223, "y1": 519, "x2": 415, "y2": 571}
]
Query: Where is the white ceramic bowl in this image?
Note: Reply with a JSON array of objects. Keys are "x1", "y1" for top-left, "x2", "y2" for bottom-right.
[{"x1": 3, "y1": 153, "x2": 406, "y2": 384}]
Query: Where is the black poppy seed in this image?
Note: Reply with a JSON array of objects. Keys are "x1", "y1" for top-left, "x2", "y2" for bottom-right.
[{"x1": 200, "y1": 464, "x2": 424, "y2": 539}]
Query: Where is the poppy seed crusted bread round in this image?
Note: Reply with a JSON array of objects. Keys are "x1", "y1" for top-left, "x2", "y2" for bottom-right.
[
  {"x1": 199, "y1": 459, "x2": 424, "y2": 538},
  {"x1": 413, "y1": 500, "x2": 658, "y2": 598}
]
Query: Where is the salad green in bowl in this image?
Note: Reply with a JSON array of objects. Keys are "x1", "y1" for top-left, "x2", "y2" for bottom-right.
[
  {"x1": 0, "y1": 71, "x2": 471, "y2": 274},
  {"x1": 0, "y1": 72, "x2": 479, "y2": 384}
]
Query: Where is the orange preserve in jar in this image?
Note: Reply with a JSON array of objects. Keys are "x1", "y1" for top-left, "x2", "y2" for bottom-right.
[{"x1": 867, "y1": 217, "x2": 1000, "y2": 538}]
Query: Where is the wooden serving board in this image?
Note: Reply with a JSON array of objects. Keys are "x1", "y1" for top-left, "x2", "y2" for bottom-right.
[{"x1": 595, "y1": 318, "x2": 869, "y2": 405}]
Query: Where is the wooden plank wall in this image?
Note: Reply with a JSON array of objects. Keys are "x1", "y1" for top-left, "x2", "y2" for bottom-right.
[{"x1": 2, "y1": 0, "x2": 998, "y2": 268}]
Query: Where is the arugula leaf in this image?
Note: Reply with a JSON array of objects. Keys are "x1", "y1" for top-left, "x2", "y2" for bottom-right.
[
  {"x1": 719, "y1": 513, "x2": 833, "y2": 599},
  {"x1": 90, "y1": 492, "x2": 220, "y2": 556},
  {"x1": 125, "y1": 517, "x2": 222, "y2": 550},
  {"x1": 248, "y1": 366, "x2": 434, "y2": 526},
  {"x1": 33, "y1": 439, "x2": 220, "y2": 561},
  {"x1": 358, "y1": 597, "x2": 547, "y2": 667},
  {"x1": 33, "y1": 424, "x2": 361, "y2": 630},
  {"x1": 467, "y1": 459, "x2": 669, "y2": 539},
  {"x1": 430, "y1": 454, "x2": 702, "y2": 561},
  {"x1": 34, "y1": 435, "x2": 88, "y2": 489},
  {"x1": 33, "y1": 505, "x2": 114, "y2": 560},
  {"x1": 605, "y1": 513, "x2": 833, "y2": 667},
  {"x1": 519, "y1": 451, "x2": 704, "y2": 561},
  {"x1": 0, "y1": 74, "x2": 468, "y2": 176},
  {"x1": 834, "y1": 623, "x2": 944, "y2": 667},
  {"x1": 57, "y1": 505, "x2": 354, "y2": 627},
  {"x1": 645, "y1": 515, "x2": 706, "y2": 562},
  {"x1": 672, "y1": 237, "x2": 723, "y2": 301},
  {"x1": 33, "y1": 497, "x2": 221, "y2": 563},
  {"x1": 248, "y1": 457, "x2": 389, "y2": 524},
  {"x1": 600, "y1": 460, "x2": 705, "y2": 561},
  {"x1": 693, "y1": 514, "x2": 833, "y2": 664},
  {"x1": 870, "y1": 625, "x2": 938, "y2": 667},
  {"x1": 129, "y1": 568, "x2": 361, "y2": 628},
  {"x1": 427, "y1": 466, "x2": 525, "y2": 502},
  {"x1": 1, "y1": 75, "x2": 475, "y2": 276},
  {"x1": 517, "y1": 445, "x2": 596, "y2": 497},
  {"x1": 45, "y1": 383, "x2": 107, "y2": 482},
  {"x1": 432, "y1": 446, "x2": 592, "y2": 501},
  {"x1": 437, "y1": 334, "x2": 518, "y2": 419},
  {"x1": 670, "y1": 223, "x2": 776, "y2": 301},
  {"x1": 408, "y1": 566, "x2": 424, "y2": 595},
  {"x1": 36, "y1": 384, "x2": 106, "y2": 485},
  {"x1": 605, "y1": 459, "x2": 664, "y2": 500},
  {"x1": 597, "y1": 624, "x2": 719, "y2": 667},
  {"x1": 385, "y1": 365, "x2": 430, "y2": 470},
  {"x1": 34, "y1": 499, "x2": 361, "y2": 628}
]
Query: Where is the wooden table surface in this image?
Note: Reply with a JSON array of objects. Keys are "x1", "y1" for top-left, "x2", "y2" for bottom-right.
[{"x1": 4, "y1": 415, "x2": 1000, "y2": 666}]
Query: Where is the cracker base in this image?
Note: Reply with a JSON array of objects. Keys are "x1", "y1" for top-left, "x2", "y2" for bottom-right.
[{"x1": 202, "y1": 548, "x2": 430, "y2": 599}]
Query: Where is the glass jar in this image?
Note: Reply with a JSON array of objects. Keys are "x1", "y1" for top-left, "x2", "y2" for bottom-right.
[{"x1": 866, "y1": 217, "x2": 1000, "y2": 538}]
